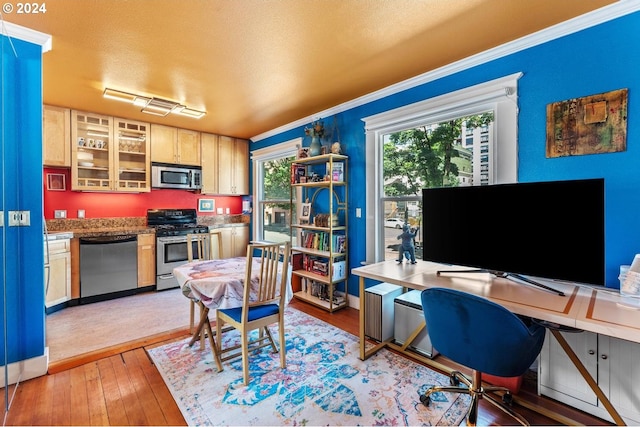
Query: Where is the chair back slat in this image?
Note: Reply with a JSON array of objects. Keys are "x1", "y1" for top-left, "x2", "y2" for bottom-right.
[
  {"x1": 187, "y1": 232, "x2": 224, "y2": 262},
  {"x1": 243, "y1": 242, "x2": 290, "y2": 310}
]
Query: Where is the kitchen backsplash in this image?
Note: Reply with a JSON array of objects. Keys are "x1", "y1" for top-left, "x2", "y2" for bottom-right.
[{"x1": 44, "y1": 167, "x2": 243, "y2": 220}]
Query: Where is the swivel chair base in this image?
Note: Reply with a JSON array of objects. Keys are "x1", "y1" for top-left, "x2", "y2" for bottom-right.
[{"x1": 420, "y1": 370, "x2": 530, "y2": 426}]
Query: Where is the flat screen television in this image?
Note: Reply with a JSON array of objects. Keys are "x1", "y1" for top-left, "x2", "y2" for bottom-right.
[{"x1": 422, "y1": 178, "x2": 605, "y2": 290}]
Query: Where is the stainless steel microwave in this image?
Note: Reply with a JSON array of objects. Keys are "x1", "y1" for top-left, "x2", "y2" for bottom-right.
[{"x1": 151, "y1": 163, "x2": 202, "y2": 190}]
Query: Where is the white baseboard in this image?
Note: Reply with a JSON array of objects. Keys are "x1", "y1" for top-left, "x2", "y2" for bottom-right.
[
  {"x1": 347, "y1": 294, "x2": 360, "y2": 310},
  {"x1": 0, "y1": 347, "x2": 49, "y2": 387}
]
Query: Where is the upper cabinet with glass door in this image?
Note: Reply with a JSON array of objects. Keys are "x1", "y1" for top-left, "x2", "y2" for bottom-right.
[
  {"x1": 114, "y1": 119, "x2": 151, "y2": 192},
  {"x1": 71, "y1": 111, "x2": 114, "y2": 191},
  {"x1": 70, "y1": 110, "x2": 150, "y2": 192}
]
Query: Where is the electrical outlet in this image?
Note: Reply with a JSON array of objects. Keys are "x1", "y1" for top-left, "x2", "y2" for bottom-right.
[
  {"x1": 8, "y1": 210, "x2": 30, "y2": 226},
  {"x1": 54, "y1": 210, "x2": 67, "y2": 219},
  {"x1": 78, "y1": 209, "x2": 85, "y2": 218},
  {"x1": 356, "y1": 208, "x2": 362, "y2": 218},
  {"x1": 0, "y1": 211, "x2": 3, "y2": 227},
  {"x1": 8, "y1": 211, "x2": 19, "y2": 226},
  {"x1": 19, "y1": 210, "x2": 30, "y2": 226}
]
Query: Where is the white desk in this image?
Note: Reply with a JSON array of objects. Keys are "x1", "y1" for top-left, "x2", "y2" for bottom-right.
[{"x1": 352, "y1": 260, "x2": 640, "y2": 426}]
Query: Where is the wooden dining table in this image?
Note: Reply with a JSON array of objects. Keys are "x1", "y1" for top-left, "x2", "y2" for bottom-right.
[{"x1": 173, "y1": 256, "x2": 292, "y2": 371}]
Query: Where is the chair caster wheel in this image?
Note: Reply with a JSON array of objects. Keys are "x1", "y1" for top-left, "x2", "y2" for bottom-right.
[
  {"x1": 449, "y1": 374, "x2": 460, "y2": 386},
  {"x1": 420, "y1": 394, "x2": 431, "y2": 407},
  {"x1": 502, "y1": 392, "x2": 513, "y2": 405}
]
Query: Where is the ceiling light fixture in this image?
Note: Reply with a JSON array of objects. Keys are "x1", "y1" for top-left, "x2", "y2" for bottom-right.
[{"x1": 102, "y1": 88, "x2": 206, "y2": 119}]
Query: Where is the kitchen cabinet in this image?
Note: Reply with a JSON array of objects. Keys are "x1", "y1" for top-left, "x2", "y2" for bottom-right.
[
  {"x1": 217, "y1": 135, "x2": 248, "y2": 194},
  {"x1": 137, "y1": 233, "x2": 156, "y2": 287},
  {"x1": 71, "y1": 111, "x2": 114, "y2": 190},
  {"x1": 70, "y1": 111, "x2": 150, "y2": 192},
  {"x1": 538, "y1": 330, "x2": 640, "y2": 425},
  {"x1": 216, "y1": 225, "x2": 249, "y2": 258},
  {"x1": 200, "y1": 132, "x2": 219, "y2": 194},
  {"x1": 114, "y1": 118, "x2": 151, "y2": 192},
  {"x1": 43, "y1": 105, "x2": 71, "y2": 167},
  {"x1": 45, "y1": 239, "x2": 71, "y2": 308},
  {"x1": 150, "y1": 124, "x2": 201, "y2": 166}
]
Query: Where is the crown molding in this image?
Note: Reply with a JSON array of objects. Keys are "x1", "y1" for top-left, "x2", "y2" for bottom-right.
[
  {"x1": 251, "y1": 1, "x2": 640, "y2": 142},
  {"x1": 0, "y1": 20, "x2": 52, "y2": 52}
]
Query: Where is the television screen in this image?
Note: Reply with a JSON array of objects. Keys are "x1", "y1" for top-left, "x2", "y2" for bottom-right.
[{"x1": 422, "y1": 178, "x2": 605, "y2": 286}]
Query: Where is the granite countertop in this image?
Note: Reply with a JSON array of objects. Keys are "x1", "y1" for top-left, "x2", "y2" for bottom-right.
[
  {"x1": 46, "y1": 217, "x2": 154, "y2": 238},
  {"x1": 67, "y1": 226, "x2": 155, "y2": 238},
  {"x1": 45, "y1": 214, "x2": 250, "y2": 238}
]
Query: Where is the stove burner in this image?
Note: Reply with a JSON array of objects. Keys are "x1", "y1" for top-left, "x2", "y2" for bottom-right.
[{"x1": 147, "y1": 208, "x2": 208, "y2": 237}]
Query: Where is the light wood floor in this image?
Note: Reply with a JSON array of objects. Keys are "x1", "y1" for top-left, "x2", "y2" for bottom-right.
[{"x1": 2, "y1": 298, "x2": 611, "y2": 426}]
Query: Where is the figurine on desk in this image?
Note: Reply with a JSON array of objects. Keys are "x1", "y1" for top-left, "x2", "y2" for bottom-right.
[{"x1": 397, "y1": 224, "x2": 417, "y2": 264}]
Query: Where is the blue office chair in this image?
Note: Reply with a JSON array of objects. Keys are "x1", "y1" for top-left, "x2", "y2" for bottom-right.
[{"x1": 420, "y1": 288, "x2": 546, "y2": 426}]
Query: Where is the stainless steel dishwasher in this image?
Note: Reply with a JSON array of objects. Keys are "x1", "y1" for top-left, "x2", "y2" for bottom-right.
[{"x1": 80, "y1": 235, "x2": 138, "y2": 303}]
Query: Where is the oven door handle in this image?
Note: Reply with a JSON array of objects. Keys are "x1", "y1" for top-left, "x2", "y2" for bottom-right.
[{"x1": 157, "y1": 236, "x2": 190, "y2": 243}]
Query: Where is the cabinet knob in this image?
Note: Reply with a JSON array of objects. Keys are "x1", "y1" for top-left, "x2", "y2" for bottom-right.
[
  {"x1": 588, "y1": 350, "x2": 595, "y2": 355},
  {"x1": 601, "y1": 354, "x2": 608, "y2": 360}
]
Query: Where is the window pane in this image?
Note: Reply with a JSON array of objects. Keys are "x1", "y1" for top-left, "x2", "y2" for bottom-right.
[
  {"x1": 262, "y1": 201, "x2": 293, "y2": 244},
  {"x1": 383, "y1": 199, "x2": 422, "y2": 261},
  {"x1": 381, "y1": 112, "x2": 493, "y2": 261},
  {"x1": 383, "y1": 112, "x2": 493, "y2": 195},
  {"x1": 262, "y1": 157, "x2": 295, "y2": 201}
]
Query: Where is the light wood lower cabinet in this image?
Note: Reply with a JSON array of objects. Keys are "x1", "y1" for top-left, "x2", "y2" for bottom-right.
[
  {"x1": 137, "y1": 233, "x2": 156, "y2": 287},
  {"x1": 216, "y1": 225, "x2": 249, "y2": 258},
  {"x1": 45, "y1": 239, "x2": 71, "y2": 308}
]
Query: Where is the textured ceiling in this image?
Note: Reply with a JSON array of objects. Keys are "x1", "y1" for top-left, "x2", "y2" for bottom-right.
[{"x1": 5, "y1": 0, "x2": 616, "y2": 139}]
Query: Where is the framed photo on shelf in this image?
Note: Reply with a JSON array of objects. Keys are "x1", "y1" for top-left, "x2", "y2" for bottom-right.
[
  {"x1": 300, "y1": 202, "x2": 312, "y2": 224},
  {"x1": 297, "y1": 147, "x2": 310, "y2": 159},
  {"x1": 198, "y1": 198, "x2": 215, "y2": 212},
  {"x1": 47, "y1": 173, "x2": 66, "y2": 191}
]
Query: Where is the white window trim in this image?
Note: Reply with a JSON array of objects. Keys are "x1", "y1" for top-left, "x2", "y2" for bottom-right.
[
  {"x1": 361, "y1": 72, "x2": 522, "y2": 263},
  {"x1": 251, "y1": 138, "x2": 302, "y2": 242}
]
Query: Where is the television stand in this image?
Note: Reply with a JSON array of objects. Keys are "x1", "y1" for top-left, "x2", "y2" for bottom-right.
[{"x1": 436, "y1": 269, "x2": 565, "y2": 297}]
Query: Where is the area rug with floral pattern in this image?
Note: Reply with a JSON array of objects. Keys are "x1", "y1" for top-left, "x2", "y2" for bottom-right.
[{"x1": 147, "y1": 306, "x2": 469, "y2": 426}]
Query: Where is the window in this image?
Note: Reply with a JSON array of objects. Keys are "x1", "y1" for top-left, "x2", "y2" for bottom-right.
[
  {"x1": 363, "y1": 73, "x2": 521, "y2": 263},
  {"x1": 380, "y1": 113, "x2": 494, "y2": 260},
  {"x1": 252, "y1": 138, "x2": 301, "y2": 243}
]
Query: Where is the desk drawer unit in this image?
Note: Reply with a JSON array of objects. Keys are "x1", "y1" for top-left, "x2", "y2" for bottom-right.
[
  {"x1": 394, "y1": 290, "x2": 438, "y2": 358},
  {"x1": 364, "y1": 282, "x2": 404, "y2": 342}
]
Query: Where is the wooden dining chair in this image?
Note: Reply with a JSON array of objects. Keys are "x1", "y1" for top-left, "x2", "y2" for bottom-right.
[
  {"x1": 216, "y1": 241, "x2": 291, "y2": 385},
  {"x1": 187, "y1": 231, "x2": 223, "y2": 348}
]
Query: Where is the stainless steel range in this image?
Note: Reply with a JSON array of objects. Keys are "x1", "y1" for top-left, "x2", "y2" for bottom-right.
[{"x1": 147, "y1": 208, "x2": 209, "y2": 290}]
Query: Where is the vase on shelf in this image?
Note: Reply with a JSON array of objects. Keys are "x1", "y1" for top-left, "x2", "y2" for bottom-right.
[{"x1": 309, "y1": 136, "x2": 322, "y2": 156}]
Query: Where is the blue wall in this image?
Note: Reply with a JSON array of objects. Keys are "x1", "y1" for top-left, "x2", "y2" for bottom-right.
[
  {"x1": 1, "y1": 35, "x2": 46, "y2": 365},
  {"x1": 253, "y1": 11, "x2": 640, "y2": 293}
]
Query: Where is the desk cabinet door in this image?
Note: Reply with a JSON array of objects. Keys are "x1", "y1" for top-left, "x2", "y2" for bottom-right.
[
  {"x1": 600, "y1": 336, "x2": 640, "y2": 423},
  {"x1": 539, "y1": 330, "x2": 598, "y2": 406}
]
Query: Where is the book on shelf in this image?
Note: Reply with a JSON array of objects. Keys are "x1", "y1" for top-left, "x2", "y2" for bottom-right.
[
  {"x1": 326, "y1": 161, "x2": 344, "y2": 182},
  {"x1": 291, "y1": 164, "x2": 306, "y2": 184},
  {"x1": 300, "y1": 255, "x2": 346, "y2": 281},
  {"x1": 301, "y1": 230, "x2": 346, "y2": 252}
]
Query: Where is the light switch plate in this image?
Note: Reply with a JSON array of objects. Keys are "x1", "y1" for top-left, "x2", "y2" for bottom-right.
[
  {"x1": 54, "y1": 210, "x2": 67, "y2": 219},
  {"x1": 78, "y1": 209, "x2": 85, "y2": 218}
]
